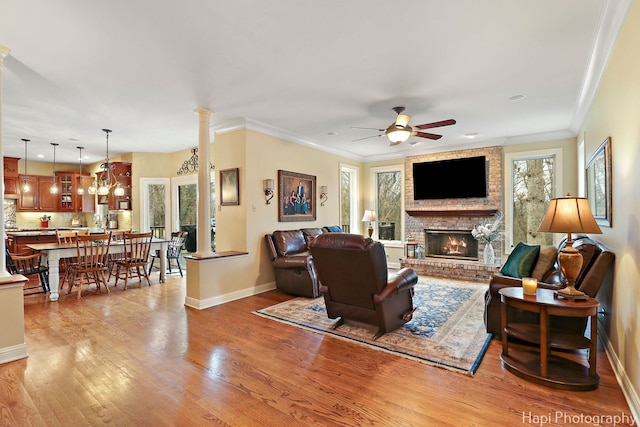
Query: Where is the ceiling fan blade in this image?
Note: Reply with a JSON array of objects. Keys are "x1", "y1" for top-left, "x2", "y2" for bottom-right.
[
  {"x1": 350, "y1": 126, "x2": 385, "y2": 131},
  {"x1": 415, "y1": 131, "x2": 443, "y2": 140},
  {"x1": 352, "y1": 134, "x2": 383, "y2": 142},
  {"x1": 415, "y1": 119, "x2": 456, "y2": 130}
]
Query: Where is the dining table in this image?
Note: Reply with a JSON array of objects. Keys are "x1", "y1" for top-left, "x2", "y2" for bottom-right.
[{"x1": 27, "y1": 238, "x2": 170, "y2": 302}]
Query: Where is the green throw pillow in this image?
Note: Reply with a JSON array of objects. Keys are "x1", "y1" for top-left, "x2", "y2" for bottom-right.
[{"x1": 500, "y1": 242, "x2": 540, "y2": 279}]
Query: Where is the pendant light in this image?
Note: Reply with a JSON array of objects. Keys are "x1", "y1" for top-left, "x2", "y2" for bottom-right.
[
  {"x1": 88, "y1": 129, "x2": 124, "y2": 196},
  {"x1": 77, "y1": 146, "x2": 85, "y2": 195},
  {"x1": 49, "y1": 142, "x2": 59, "y2": 194},
  {"x1": 21, "y1": 138, "x2": 30, "y2": 192}
]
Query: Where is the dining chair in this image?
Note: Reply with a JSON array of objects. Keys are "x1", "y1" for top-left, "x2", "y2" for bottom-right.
[
  {"x1": 56, "y1": 230, "x2": 78, "y2": 291},
  {"x1": 148, "y1": 231, "x2": 185, "y2": 277},
  {"x1": 5, "y1": 245, "x2": 50, "y2": 295},
  {"x1": 114, "y1": 231, "x2": 153, "y2": 290},
  {"x1": 107, "y1": 229, "x2": 128, "y2": 282},
  {"x1": 66, "y1": 233, "x2": 112, "y2": 299}
]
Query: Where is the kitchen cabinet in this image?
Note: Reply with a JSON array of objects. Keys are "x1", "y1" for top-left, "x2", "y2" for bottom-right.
[
  {"x1": 95, "y1": 162, "x2": 131, "y2": 210},
  {"x1": 6, "y1": 232, "x2": 58, "y2": 254},
  {"x1": 3, "y1": 157, "x2": 20, "y2": 197},
  {"x1": 18, "y1": 175, "x2": 58, "y2": 211},
  {"x1": 55, "y1": 172, "x2": 94, "y2": 212}
]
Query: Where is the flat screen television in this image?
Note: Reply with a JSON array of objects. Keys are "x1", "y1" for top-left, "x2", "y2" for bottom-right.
[{"x1": 413, "y1": 156, "x2": 487, "y2": 200}]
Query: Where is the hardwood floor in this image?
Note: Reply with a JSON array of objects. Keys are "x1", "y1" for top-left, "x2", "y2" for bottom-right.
[{"x1": 0, "y1": 275, "x2": 633, "y2": 426}]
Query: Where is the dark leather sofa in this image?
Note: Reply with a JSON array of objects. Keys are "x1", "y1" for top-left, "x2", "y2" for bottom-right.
[
  {"x1": 484, "y1": 235, "x2": 615, "y2": 336},
  {"x1": 309, "y1": 233, "x2": 418, "y2": 339},
  {"x1": 264, "y1": 226, "x2": 342, "y2": 298}
]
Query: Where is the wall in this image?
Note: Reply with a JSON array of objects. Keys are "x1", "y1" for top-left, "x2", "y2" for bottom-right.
[
  {"x1": 183, "y1": 128, "x2": 357, "y2": 306},
  {"x1": 579, "y1": 0, "x2": 640, "y2": 415}
]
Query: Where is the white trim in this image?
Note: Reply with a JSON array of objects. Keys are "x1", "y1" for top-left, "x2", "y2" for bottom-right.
[
  {"x1": 599, "y1": 325, "x2": 640, "y2": 423},
  {"x1": 369, "y1": 164, "x2": 404, "y2": 244},
  {"x1": 339, "y1": 163, "x2": 359, "y2": 234},
  {"x1": 504, "y1": 148, "x2": 563, "y2": 251},
  {"x1": 170, "y1": 172, "x2": 215, "y2": 233},
  {"x1": 140, "y1": 177, "x2": 171, "y2": 235},
  {"x1": 0, "y1": 343, "x2": 28, "y2": 364},
  {"x1": 185, "y1": 282, "x2": 276, "y2": 310}
]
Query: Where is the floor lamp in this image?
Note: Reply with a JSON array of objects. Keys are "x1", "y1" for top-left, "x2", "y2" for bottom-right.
[{"x1": 537, "y1": 194, "x2": 602, "y2": 300}]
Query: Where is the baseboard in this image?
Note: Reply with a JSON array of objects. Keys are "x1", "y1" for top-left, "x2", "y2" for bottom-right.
[
  {"x1": 599, "y1": 325, "x2": 640, "y2": 422},
  {"x1": 185, "y1": 282, "x2": 277, "y2": 310},
  {"x1": 0, "y1": 343, "x2": 28, "y2": 365}
]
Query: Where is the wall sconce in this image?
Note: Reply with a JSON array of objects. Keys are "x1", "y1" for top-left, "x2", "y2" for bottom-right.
[
  {"x1": 264, "y1": 179, "x2": 274, "y2": 204},
  {"x1": 320, "y1": 186, "x2": 328, "y2": 206}
]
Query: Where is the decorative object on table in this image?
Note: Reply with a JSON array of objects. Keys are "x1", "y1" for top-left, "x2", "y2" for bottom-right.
[
  {"x1": 87, "y1": 129, "x2": 125, "y2": 197},
  {"x1": 471, "y1": 211, "x2": 503, "y2": 265},
  {"x1": 537, "y1": 193, "x2": 602, "y2": 300},
  {"x1": 405, "y1": 236, "x2": 417, "y2": 259},
  {"x1": 220, "y1": 168, "x2": 240, "y2": 206},
  {"x1": 277, "y1": 170, "x2": 316, "y2": 222},
  {"x1": 361, "y1": 209, "x2": 377, "y2": 237},
  {"x1": 39, "y1": 214, "x2": 51, "y2": 228},
  {"x1": 522, "y1": 277, "x2": 538, "y2": 295},
  {"x1": 415, "y1": 245, "x2": 425, "y2": 260},
  {"x1": 255, "y1": 278, "x2": 491, "y2": 376},
  {"x1": 586, "y1": 136, "x2": 612, "y2": 227},
  {"x1": 263, "y1": 179, "x2": 274, "y2": 204}
]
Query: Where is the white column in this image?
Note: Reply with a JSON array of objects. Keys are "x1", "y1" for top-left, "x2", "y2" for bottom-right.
[
  {"x1": 193, "y1": 108, "x2": 215, "y2": 258},
  {"x1": 0, "y1": 46, "x2": 12, "y2": 277}
]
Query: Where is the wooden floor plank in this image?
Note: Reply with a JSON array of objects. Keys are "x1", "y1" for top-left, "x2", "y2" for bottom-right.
[{"x1": 0, "y1": 274, "x2": 632, "y2": 426}]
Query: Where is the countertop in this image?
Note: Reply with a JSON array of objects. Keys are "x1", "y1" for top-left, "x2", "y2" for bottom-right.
[{"x1": 6, "y1": 228, "x2": 108, "y2": 237}]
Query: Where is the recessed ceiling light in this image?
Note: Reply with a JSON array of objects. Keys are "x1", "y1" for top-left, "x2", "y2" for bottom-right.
[
  {"x1": 36, "y1": 154, "x2": 44, "y2": 158},
  {"x1": 327, "y1": 131, "x2": 338, "y2": 136},
  {"x1": 508, "y1": 94, "x2": 526, "y2": 101},
  {"x1": 68, "y1": 137, "x2": 80, "y2": 142},
  {"x1": 465, "y1": 133, "x2": 478, "y2": 139},
  {"x1": 409, "y1": 141, "x2": 420, "y2": 146}
]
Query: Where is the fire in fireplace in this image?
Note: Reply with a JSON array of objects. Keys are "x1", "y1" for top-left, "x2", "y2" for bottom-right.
[{"x1": 424, "y1": 229, "x2": 479, "y2": 261}]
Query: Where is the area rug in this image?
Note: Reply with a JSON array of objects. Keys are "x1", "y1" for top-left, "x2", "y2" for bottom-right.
[{"x1": 254, "y1": 277, "x2": 492, "y2": 375}]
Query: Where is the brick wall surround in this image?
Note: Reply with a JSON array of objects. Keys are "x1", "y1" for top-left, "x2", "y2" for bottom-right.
[{"x1": 403, "y1": 146, "x2": 504, "y2": 268}]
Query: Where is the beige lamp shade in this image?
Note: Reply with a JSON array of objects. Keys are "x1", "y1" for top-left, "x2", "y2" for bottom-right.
[
  {"x1": 537, "y1": 195, "x2": 602, "y2": 235},
  {"x1": 362, "y1": 210, "x2": 377, "y2": 222}
]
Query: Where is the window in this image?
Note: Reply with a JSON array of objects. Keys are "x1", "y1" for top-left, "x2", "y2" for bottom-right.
[
  {"x1": 340, "y1": 164, "x2": 359, "y2": 233},
  {"x1": 505, "y1": 149, "x2": 562, "y2": 251},
  {"x1": 371, "y1": 165, "x2": 403, "y2": 243}
]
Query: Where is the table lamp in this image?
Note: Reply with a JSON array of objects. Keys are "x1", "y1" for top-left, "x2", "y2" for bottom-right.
[
  {"x1": 537, "y1": 194, "x2": 602, "y2": 299},
  {"x1": 362, "y1": 210, "x2": 377, "y2": 238}
]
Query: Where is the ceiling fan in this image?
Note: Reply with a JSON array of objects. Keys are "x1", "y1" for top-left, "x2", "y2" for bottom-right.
[{"x1": 352, "y1": 106, "x2": 456, "y2": 146}]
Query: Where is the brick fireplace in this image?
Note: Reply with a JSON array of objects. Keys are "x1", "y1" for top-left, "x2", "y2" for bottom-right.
[{"x1": 400, "y1": 146, "x2": 503, "y2": 281}]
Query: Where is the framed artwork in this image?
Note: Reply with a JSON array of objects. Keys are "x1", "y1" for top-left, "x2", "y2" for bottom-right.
[
  {"x1": 220, "y1": 168, "x2": 240, "y2": 206},
  {"x1": 278, "y1": 169, "x2": 316, "y2": 222},
  {"x1": 119, "y1": 200, "x2": 129, "y2": 210},
  {"x1": 586, "y1": 136, "x2": 612, "y2": 227}
]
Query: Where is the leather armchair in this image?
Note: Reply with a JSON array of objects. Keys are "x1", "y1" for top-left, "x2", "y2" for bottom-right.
[
  {"x1": 484, "y1": 235, "x2": 615, "y2": 336},
  {"x1": 309, "y1": 233, "x2": 418, "y2": 339},
  {"x1": 265, "y1": 229, "x2": 323, "y2": 297}
]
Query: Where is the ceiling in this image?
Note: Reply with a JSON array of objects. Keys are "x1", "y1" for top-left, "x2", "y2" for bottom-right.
[{"x1": 0, "y1": 0, "x2": 631, "y2": 165}]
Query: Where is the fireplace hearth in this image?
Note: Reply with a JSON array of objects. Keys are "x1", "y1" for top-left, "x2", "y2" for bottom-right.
[{"x1": 425, "y1": 229, "x2": 479, "y2": 261}]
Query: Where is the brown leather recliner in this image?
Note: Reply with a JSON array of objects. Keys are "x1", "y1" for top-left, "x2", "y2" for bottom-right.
[
  {"x1": 484, "y1": 235, "x2": 615, "y2": 336},
  {"x1": 309, "y1": 233, "x2": 419, "y2": 340},
  {"x1": 265, "y1": 228, "x2": 324, "y2": 297}
]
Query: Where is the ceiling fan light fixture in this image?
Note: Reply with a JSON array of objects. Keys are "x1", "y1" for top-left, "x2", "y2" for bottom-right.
[
  {"x1": 395, "y1": 114, "x2": 411, "y2": 127},
  {"x1": 386, "y1": 125, "x2": 412, "y2": 143}
]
